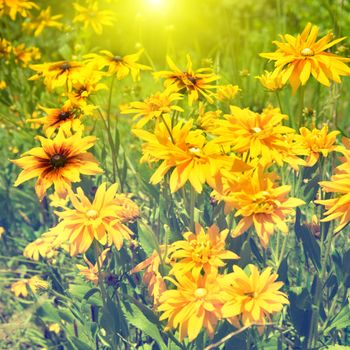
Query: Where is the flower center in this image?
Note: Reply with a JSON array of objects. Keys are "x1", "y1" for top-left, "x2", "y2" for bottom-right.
[
  {"x1": 191, "y1": 240, "x2": 211, "y2": 263},
  {"x1": 86, "y1": 209, "x2": 99, "y2": 219},
  {"x1": 58, "y1": 111, "x2": 72, "y2": 121},
  {"x1": 186, "y1": 74, "x2": 197, "y2": 84},
  {"x1": 50, "y1": 154, "x2": 67, "y2": 168},
  {"x1": 60, "y1": 62, "x2": 71, "y2": 71},
  {"x1": 194, "y1": 288, "x2": 207, "y2": 298},
  {"x1": 112, "y1": 56, "x2": 123, "y2": 62},
  {"x1": 251, "y1": 127, "x2": 262, "y2": 133},
  {"x1": 300, "y1": 47, "x2": 314, "y2": 56},
  {"x1": 189, "y1": 147, "x2": 201, "y2": 155}
]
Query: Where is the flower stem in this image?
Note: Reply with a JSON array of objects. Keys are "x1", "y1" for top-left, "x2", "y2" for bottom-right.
[
  {"x1": 275, "y1": 90, "x2": 283, "y2": 113},
  {"x1": 189, "y1": 186, "x2": 196, "y2": 232},
  {"x1": 160, "y1": 114, "x2": 175, "y2": 144},
  {"x1": 93, "y1": 241, "x2": 107, "y2": 308},
  {"x1": 298, "y1": 85, "x2": 305, "y2": 128}
]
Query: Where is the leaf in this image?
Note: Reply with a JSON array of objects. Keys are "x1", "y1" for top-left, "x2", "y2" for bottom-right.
[
  {"x1": 295, "y1": 208, "x2": 321, "y2": 270},
  {"x1": 137, "y1": 220, "x2": 161, "y2": 256},
  {"x1": 324, "y1": 306, "x2": 350, "y2": 335},
  {"x1": 121, "y1": 297, "x2": 167, "y2": 350}
]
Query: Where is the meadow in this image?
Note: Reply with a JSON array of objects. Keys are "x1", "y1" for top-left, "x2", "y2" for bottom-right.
[{"x1": 1, "y1": 0, "x2": 350, "y2": 349}]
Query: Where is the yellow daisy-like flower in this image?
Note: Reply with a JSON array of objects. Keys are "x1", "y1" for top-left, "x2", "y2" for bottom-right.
[
  {"x1": 120, "y1": 90, "x2": 184, "y2": 128},
  {"x1": 213, "y1": 168, "x2": 305, "y2": 248},
  {"x1": 22, "y1": 6, "x2": 63, "y2": 37},
  {"x1": 27, "y1": 102, "x2": 84, "y2": 138},
  {"x1": 220, "y1": 264, "x2": 289, "y2": 326},
  {"x1": 0, "y1": 226, "x2": 5, "y2": 238},
  {"x1": 73, "y1": 2, "x2": 115, "y2": 35},
  {"x1": 299, "y1": 124, "x2": 340, "y2": 167},
  {"x1": 169, "y1": 224, "x2": 239, "y2": 278},
  {"x1": 158, "y1": 271, "x2": 224, "y2": 341},
  {"x1": 216, "y1": 84, "x2": 240, "y2": 102},
  {"x1": 85, "y1": 49, "x2": 151, "y2": 80},
  {"x1": 256, "y1": 70, "x2": 284, "y2": 91},
  {"x1": 3, "y1": 0, "x2": 38, "y2": 20},
  {"x1": 154, "y1": 55, "x2": 219, "y2": 105},
  {"x1": 213, "y1": 105, "x2": 306, "y2": 169},
  {"x1": 260, "y1": 23, "x2": 350, "y2": 93},
  {"x1": 197, "y1": 103, "x2": 222, "y2": 132},
  {"x1": 13, "y1": 44, "x2": 41, "y2": 66},
  {"x1": 29, "y1": 60, "x2": 85, "y2": 91},
  {"x1": 133, "y1": 115, "x2": 244, "y2": 193},
  {"x1": 53, "y1": 183, "x2": 139, "y2": 255},
  {"x1": 12, "y1": 130, "x2": 103, "y2": 200},
  {"x1": 76, "y1": 248, "x2": 109, "y2": 285},
  {"x1": 0, "y1": 38, "x2": 12, "y2": 60},
  {"x1": 11, "y1": 276, "x2": 48, "y2": 297},
  {"x1": 48, "y1": 323, "x2": 61, "y2": 334}
]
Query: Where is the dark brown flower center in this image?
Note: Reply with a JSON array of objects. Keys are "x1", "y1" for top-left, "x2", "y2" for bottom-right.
[
  {"x1": 60, "y1": 62, "x2": 71, "y2": 71},
  {"x1": 186, "y1": 74, "x2": 197, "y2": 84},
  {"x1": 58, "y1": 111, "x2": 72, "y2": 121},
  {"x1": 112, "y1": 56, "x2": 123, "y2": 62},
  {"x1": 50, "y1": 154, "x2": 67, "y2": 168}
]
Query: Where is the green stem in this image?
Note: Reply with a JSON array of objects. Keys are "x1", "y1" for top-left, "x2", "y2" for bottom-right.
[
  {"x1": 160, "y1": 114, "x2": 175, "y2": 144},
  {"x1": 189, "y1": 186, "x2": 196, "y2": 232},
  {"x1": 93, "y1": 241, "x2": 107, "y2": 308},
  {"x1": 298, "y1": 85, "x2": 305, "y2": 128},
  {"x1": 275, "y1": 90, "x2": 283, "y2": 113},
  {"x1": 277, "y1": 233, "x2": 288, "y2": 267}
]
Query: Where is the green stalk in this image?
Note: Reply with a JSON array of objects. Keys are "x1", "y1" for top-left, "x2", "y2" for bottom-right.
[
  {"x1": 275, "y1": 90, "x2": 283, "y2": 113},
  {"x1": 189, "y1": 186, "x2": 196, "y2": 232},
  {"x1": 298, "y1": 85, "x2": 305, "y2": 128},
  {"x1": 160, "y1": 114, "x2": 175, "y2": 144},
  {"x1": 93, "y1": 241, "x2": 107, "y2": 308}
]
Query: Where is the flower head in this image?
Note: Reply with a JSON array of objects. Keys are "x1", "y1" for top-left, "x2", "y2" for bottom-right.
[
  {"x1": 3, "y1": 0, "x2": 38, "y2": 20},
  {"x1": 169, "y1": 224, "x2": 239, "y2": 278},
  {"x1": 256, "y1": 70, "x2": 284, "y2": 91},
  {"x1": 220, "y1": 265, "x2": 289, "y2": 326},
  {"x1": 53, "y1": 183, "x2": 139, "y2": 255},
  {"x1": 158, "y1": 272, "x2": 224, "y2": 341},
  {"x1": 12, "y1": 130, "x2": 103, "y2": 200},
  {"x1": 260, "y1": 23, "x2": 350, "y2": 93},
  {"x1": 11, "y1": 276, "x2": 48, "y2": 297},
  {"x1": 216, "y1": 84, "x2": 240, "y2": 102},
  {"x1": 13, "y1": 44, "x2": 41, "y2": 66},
  {"x1": 154, "y1": 55, "x2": 219, "y2": 105}
]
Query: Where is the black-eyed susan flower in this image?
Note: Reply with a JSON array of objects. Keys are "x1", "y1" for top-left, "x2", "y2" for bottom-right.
[
  {"x1": 12, "y1": 130, "x2": 103, "y2": 200},
  {"x1": 22, "y1": 6, "x2": 63, "y2": 37},
  {"x1": 256, "y1": 70, "x2": 284, "y2": 91},
  {"x1": 216, "y1": 84, "x2": 240, "y2": 102},
  {"x1": 154, "y1": 55, "x2": 219, "y2": 105},
  {"x1": 85, "y1": 49, "x2": 151, "y2": 80},
  {"x1": 120, "y1": 90, "x2": 184, "y2": 128},
  {"x1": 13, "y1": 44, "x2": 41, "y2": 66},
  {"x1": 169, "y1": 224, "x2": 239, "y2": 278},
  {"x1": 220, "y1": 265, "x2": 289, "y2": 326},
  {"x1": 158, "y1": 271, "x2": 225, "y2": 341},
  {"x1": 53, "y1": 183, "x2": 139, "y2": 255},
  {"x1": 0, "y1": 38, "x2": 12, "y2": 60},
  {"x1": 11, "y1": 276, "x2": 49, "y2": 297},
  {"x1": 2, "y1": 0, "x2": 38, "y2": 20},
  {"x1": 73, "y1": 1, "x2": 115, "y2": 35},
  {"x1": 260, "y1": 23, "x2": 350, "y2": 93}
]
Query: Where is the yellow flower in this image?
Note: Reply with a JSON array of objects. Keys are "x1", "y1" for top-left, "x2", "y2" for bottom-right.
[
  {"x1": 169, "y1": 224, "x2": 239, "y2": 278},
  {"x1": 13, "y1": 44, "x2": 41, "y2": 66},
  {"x1": 12, "y1": 130, "x2": 103, "y2": 200},
  {"x1": 76, "y1": 248, "x2": 109, "y2": 285},
  {"x1": 216, "y1": 84, "x2": 240, "y2": 102},
  {"x1": 0, "y1": 38, "x2": 12, "y2": 60},
  {"x1": 29, "y1": 60, "x2": 85, "y2": 91},
  {"x1": 53, "y1": 183, "x2": 139, "y2": 255},
  {"x1": 0, "y1": 80, "x2": 7, "y2": 89},
  {"x1": 131, "y1": 247, "x2": 168, "y2": 306},
  {"x1": 0, "y1": 226, "x2": 5, "y2": 238},
  {"x1": 22, "y1": 6, "x2": 63, "y2": 37},
  {"x1": 27, "y1": 102, "x2": 84, "y2": 138},
  {"x1": 299, "y1": 125, "x2": 340, "y2": 167},
  {"x1": 48, "y1": 323, "x2": 61, "y2": 334},
  {"x1": 73, "y1": 2, "x2": 115, "y2": 35},
  {"x1": 213, "y1": 105, "x2": 306, "y2": 169},
  {"x1": 120, "y1": 90, "x2": 184, "y2": 128},
  {"x1": 85, "y1": 49, "x2": 151, "y2": 80},
  {"x1": 154, "y1": 55, "x2": 219, "y2": 105},
  {"x1": 256, "y1": 70, "x2": 284, "y2": 91},
  {"x1": 260, "y1": 23, "x2": 350, "y2": 93},
  {"x1": 197, "y1": 103, "x2": 222, "y2": 132},
  {"x1": 158, "y1": 271, "x2": 224, "y2": 341},
  {"x1": 133, "y1": 115, "x2": 244, "y2": 193},
  {"x1": 220, "y1": 265, "x2": 289, "y2": 326},
  {"x1": 23, "y1": 229, "x2": 59, "y2": 261},
  {"x1": 3, "y1": 0, "x2": 38, "y2": 20},
  {"x1": 11, "y1": 276, "x2": 48, "y2": 297},
  {"x1": 213, "y1": 167, "x2": 305, "y2": 248}
]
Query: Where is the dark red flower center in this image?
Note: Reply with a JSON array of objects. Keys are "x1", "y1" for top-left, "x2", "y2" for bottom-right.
[
  {"x1": 58, "y1": 111, "x2": 72, "y2": 121},
  {"x1": 50, "y1": 154, "x2": 67, "y2": 168}
]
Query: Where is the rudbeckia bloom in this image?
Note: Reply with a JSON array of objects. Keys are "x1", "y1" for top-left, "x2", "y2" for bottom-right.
[
  {"x1": 28, "y1": 103, "x2": 83, "y2": 137},
  {"x1": 256, "y1": 70, "x2": 284, "y2": 91},
  {"x1": 213, "y1": 168, "x2": 305, "y2": 248},
  {"x1": 29, "y1": 60, "x2": 85, "y2": 90},
  {"x1": 73, "y1": 2, "x2": 115, "y2": 35},
  {"x1": 133, "y1": 115, "x2": 244, "y2": 193},
  {"x1": 11, "y1": 276, "x2": 48, "y2": 297},
  {"x1": 216, "y1": 84, "x2": 240, "y2": 102},
  {"x1": 213, "y1": 105, "x2": 306, "y2": 169},
  {"x1": 53, "y1": 183, "x2": 139, "y2": 255},
  {"x1": 3, "y1": 0, "x2": 38, "y2": 20},
  {"x1": 12, "y1": 130, "x2": 103, "y2": 200},
  {"x1": 158, "y1": 272, "x2": 224, "y2": 341},
  {"x1": 22, "y1": 6, "x2": 63, "y2": 37},
  {"x1": 76, "y1": 248, "x2": 109, "y2": 285},
  {"x1": 169, "y1": 224, "x2": 239, "y2": 278},
  {"x1": 154, "y1": 55, "x2": 219, "y2": 105},
  {"x1": 0, "y1": 38, "x2": 12, "y2": 60},
  {"x1": 85, "y1": 50, "x2": 151, "y2": 80},
  {"x1": 13, "y1": 44, "x2": 41, "y2": 66},
  {"x1": 120, "y1": 90, "x2": 184, "y2": 128},
  {"x1": 260, "y1": 23, "x2": 350, "y2": 93},
  {"x1": 299, "y1": 125, "x2": 340, "y2": 166},
  {"x1": 220, "y1": 265, "x2": 289, "y2": 326}
]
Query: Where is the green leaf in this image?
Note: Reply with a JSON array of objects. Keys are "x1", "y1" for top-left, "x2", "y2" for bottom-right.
[
  {"x1": 137, "y1": 220, "x2": 160, "y2": 256},
  {"x1": 121, "y1": 297, "x2": 167, "y2": 350},
  {"x1": 324, "y1": 306, "x2": 350, "y2": 335}
]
